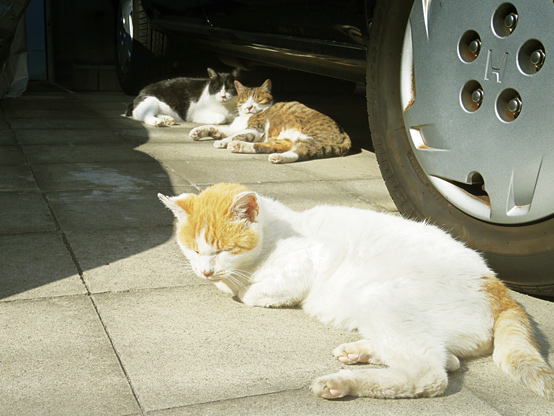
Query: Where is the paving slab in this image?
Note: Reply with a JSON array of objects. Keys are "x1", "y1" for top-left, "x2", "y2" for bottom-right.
[
  {"x1": 47, "y1": 189, "x2": 179, "y2": 232},
  {"x1": 461, "y1": 353, "x2": 554, "y2": 416},
  {"x1": 0, "y1": 165, "x2": 38, "y2": 191},
  {"x1": 34, "y1": 162, "x2": 177, "y2": 191},
  {"x1": 0, "y1": 192, "x2": 56, "y2": 233},
  {"x1": 16, "y1": 128, "x2": 135, "y2": 145},
  {"x1": 333, "y1": 178, "x2": 399, "y2": 212},
  {"x1": 148, "y1": 387, "x2": 502, "y2": 416},
  {"x1": 92, "y1": 285, "x2": 360, "y2": 412},
  {"x1": 8, "y1": 117, "x2": 102, "y2": 130},
  {"x1": 0, "y1": 128, "x2": 16, "y2": 144},
  {"x1": 117, "y1": 125, "x2": 195, "y2": 143},
  {"x1": 0, "y1": 232, "x2": 85, "y2": 301},
  {"x1": 289, "y1": 150, "x2": 383, "y2": 181},
  {"x1": 24, "y1": 143, "x2": 157, "y2": 164},
  {"x1": 241, "y1": 180, "x2": 390, "y2": 211},
  {"x1": 0, "y1": 145, "x2": 26, "y2": 165},
  {"x1": 0, "y1": 296, "x2": 140, "y2": 416},
  {"x1": 137, "y1": 140, "x2": 261, "y2": 162},
  {"x1": 161, "y1": 158, "x2": 321, "y2": 186},
  {"x1": 66, "y1": 226, "x2": 201, "y2": 293}
]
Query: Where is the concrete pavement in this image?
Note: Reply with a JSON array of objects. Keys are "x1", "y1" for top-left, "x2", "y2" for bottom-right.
[{"x1": 1, "y1": 83, "x2": 553, "y2": 415}]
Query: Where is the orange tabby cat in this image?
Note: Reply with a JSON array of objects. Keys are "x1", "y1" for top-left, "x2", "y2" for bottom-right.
[{"x1": 191, "y1": 80, "x2": 351, "y2": 163}]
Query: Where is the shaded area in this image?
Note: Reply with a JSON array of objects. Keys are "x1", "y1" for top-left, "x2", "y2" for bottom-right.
[{"x1": 0, "y1": 81, "x2": 175, "y2": 300}]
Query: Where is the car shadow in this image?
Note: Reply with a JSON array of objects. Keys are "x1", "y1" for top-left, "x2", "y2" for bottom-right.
[{"x1": 0, "y1": 81, "x2": 176, "y2": 300}]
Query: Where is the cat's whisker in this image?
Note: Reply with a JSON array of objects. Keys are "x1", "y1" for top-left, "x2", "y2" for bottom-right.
[
  {"x1": 226, "y1": 271, "x2": 252, "y2": 289},
  {"x1": 229, "y1": 269, "x2": 253, "y2": 283}
]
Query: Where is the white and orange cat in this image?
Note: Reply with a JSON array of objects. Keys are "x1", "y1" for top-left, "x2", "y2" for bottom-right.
[
  {"x1": 159, "y1": 183, "x2": 554, "y2": 401},
  {"x1": 189, "y1": 79, "x2": 351, "y2": 163}
]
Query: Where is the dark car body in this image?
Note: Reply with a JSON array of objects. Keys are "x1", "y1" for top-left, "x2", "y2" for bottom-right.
[{"x1": 140, "y1": 0, "x2": 371, "y2": 82}]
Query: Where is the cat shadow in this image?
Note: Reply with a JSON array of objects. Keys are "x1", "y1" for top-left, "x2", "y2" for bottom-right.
[
  {"x1": 230, "y1": 296, "x2": 302, "y2": 310},
  {"x1": 527, "y1": 313, "x2": 552, "y2": 355}
]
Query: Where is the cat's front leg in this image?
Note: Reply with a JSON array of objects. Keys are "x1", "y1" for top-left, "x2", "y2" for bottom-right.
[
  {"x1": 214, "y1": 137, "x2": 233, "y2": 149},
  {"x1": 227, "y1": 130, "x2": 264, "y2": 153},
  {"x1": 239, "y1": 280, "x2": 304, "y2": 308},
  {"x1": 228, "y1": 140, "x2": 255, "y2": 153},
  {"x1": 333, "y1": 340, "x2": 383, "y2": 366},
  {"x1": 189, "y1": 125, "x2": 227, "y2": 141}
]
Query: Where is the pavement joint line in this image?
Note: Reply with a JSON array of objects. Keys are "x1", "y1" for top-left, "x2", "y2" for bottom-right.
[
  {"x1": 157, "y1": 386, "x2": 308, "y2": 412},
  {"x1": 87, "y1": 294, "x2": 146, "y2": 413},
  {"x1": 7, "y1": 110, "x2": 146, "y2": 412}
]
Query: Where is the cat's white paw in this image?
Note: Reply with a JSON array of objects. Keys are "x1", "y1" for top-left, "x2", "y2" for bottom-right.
[
  {"x1": 311, "y1": 372, "x2": 353, "y2": 399},
  {"x1": 268, "y1": 152, "x2": 299, "y2": 164},
  {"x1": 268, "y1": 153, "x2": 284, "y2": 163},
  {"x1": 148, "y1": 116, "x2": 175, "y2": 127},
  {"x1": 333, "y1": 340, "x2": 374, "y2": 365},
  {"x1": 189, "y1": 127, "x2": 208, "y2": 141},
  {"x1": 228, "y1": 141, "x2": 241, "y2": 153},
  {"x1": 228, "y1": 141, "x2": 255, "y2": 153},
  {"x1": 159, "y1": 115, "x2": 175, "y2": 126},
  {"x1": 214, "y1": 140, "x2": 227, "y2": 148}
]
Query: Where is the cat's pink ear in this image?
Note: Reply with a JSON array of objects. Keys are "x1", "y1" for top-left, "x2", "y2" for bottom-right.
[
  {"x1": 260, "y1": 79, "x2": 272, "y2": 93},
  {"x1": 158, "y1": 193, "x2": 194, "y2": 222},
  {"x1": 234, "y1": 80, "x2": 245, "y2": 94},
  {"x1": 229, "y1": 191, "x2": 259, "y2": 223},
  {"x1": 207, "y1": 68, "x2": 218, "y2": 80}
]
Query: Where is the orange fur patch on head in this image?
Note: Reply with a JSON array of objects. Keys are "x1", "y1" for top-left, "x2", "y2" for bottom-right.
[
  {"x1": 236, "y1": 80, "x2": 273, "y2": 108},
  {"x1": 176, "y1": 183, "x2": 260, "y2": 254}
]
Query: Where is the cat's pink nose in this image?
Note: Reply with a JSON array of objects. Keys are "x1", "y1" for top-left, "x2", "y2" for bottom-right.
[{"x1": 202, "y1": 270, "x2": 213, "y2": 278}]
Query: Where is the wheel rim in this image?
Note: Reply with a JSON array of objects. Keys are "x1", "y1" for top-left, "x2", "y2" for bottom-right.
[
  {"x1": 117, "y1": 0, "x2": 134, "y2": 74},
  {"x1": 400, "y1": 1, "x2": 554, "y2": 225}
]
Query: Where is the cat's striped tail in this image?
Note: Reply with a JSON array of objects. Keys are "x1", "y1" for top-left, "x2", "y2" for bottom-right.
[
  {"x1": 312, "y1": 128, "x2": 352, "y2": 160},
  {"x1": 485, "y1": 276, "x2": 554, "y2": 400}
]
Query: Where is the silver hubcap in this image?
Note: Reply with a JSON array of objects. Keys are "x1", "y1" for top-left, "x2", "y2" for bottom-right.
[
  {"x1": 401, "y1": 1, "x2": 554, "y2": 224},
  {"x1": 117, "y1": 0, "x2": 134, "y2": 73}
]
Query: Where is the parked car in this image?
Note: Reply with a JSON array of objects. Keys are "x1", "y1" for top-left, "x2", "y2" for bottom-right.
[{"x1": 115, "y1": 0, "x2": 554, "y2": 297}]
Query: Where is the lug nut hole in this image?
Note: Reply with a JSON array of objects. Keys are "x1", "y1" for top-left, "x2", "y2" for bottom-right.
[
  {"x1": 518, "y1": 39, "x2": 546, "y2": 75},
  {"x1": 492, "y1": 3, "x2": 518, "y2": 37},
  {"x1": 461, "y1": 80, "x2": 484, "y2": 112},
  {"x1": 458, "y1": 31, "x2": 481, "y2": 63},
  {"x1": 496, "y1": 89, "x2": 522, "y2": 122}
]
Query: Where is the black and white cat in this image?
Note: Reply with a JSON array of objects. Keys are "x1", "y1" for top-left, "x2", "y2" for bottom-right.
[{"x1": 125, "y1": 68, "x2": 241, "y2": 127}]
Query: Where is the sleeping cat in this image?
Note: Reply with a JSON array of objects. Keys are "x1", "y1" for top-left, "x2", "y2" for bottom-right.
[
  {"x1": 189, "y1": 80, "x2": 351, "y2": 163},
  {"x1": 159, "y1": 183, "x2": 554, "y2": 401},
  {"x1": 126, "y1": 68, "x2": 240, "y2": 127},
  {"x1": 189, "y1": 79, "x2": 274, "y2": 144}
]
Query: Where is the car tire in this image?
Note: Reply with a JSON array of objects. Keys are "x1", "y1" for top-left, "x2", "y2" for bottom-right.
[
  {"x1": 367, "y1": 0, "x2": 554, "y2": 296},
  {"x1": 115, "y1": 0, "x2": 167, "y2": 95}
]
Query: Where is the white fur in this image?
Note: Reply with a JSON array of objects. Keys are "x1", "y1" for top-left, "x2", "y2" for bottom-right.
[
  {"x1": 186, "y1": 84, "x2": 236, "y2": 124},
  {"x1": 160, "y1": 191, "x2": 553, "y2": 400},
  {"x1": 132, "y1": 97, "x2": 181, "y2": 127},
  {"x1": 189, "y1": 90, "x2": 271, "y2": 145},
  {"x1": 277, "y1": 128, "x2": 309, "y2": 142},
  {"x1": 132, "y1": 84, "x2": 236, "y2": 127}
]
